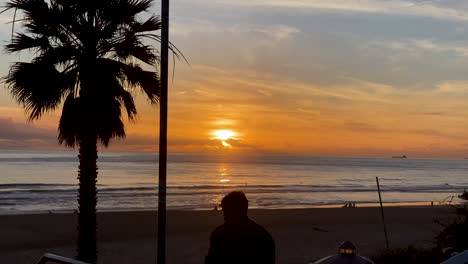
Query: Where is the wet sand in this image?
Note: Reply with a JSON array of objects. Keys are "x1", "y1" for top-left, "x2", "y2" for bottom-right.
[{"x1": 0, "y1": 206, "x2": 454, "y2": 264}]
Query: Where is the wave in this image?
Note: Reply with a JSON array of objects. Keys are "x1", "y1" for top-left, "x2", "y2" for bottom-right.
[
  {"x1": 3, "y1": 153, "x2": 468, "y2": 169},
  {"x1": 0, "y1": 183, "x2": 77, "y2": 189},
  {"x1": 0, "y1": 183, "x2": 466, "y2": 196}
]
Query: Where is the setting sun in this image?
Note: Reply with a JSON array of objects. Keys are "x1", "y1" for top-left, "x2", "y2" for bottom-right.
[
  {"x1": 215, "y1": 130, "x2": 235, "y2": 141},
  {"x1": 211, "y1": 129, "x2": 237, "y2": 148}
]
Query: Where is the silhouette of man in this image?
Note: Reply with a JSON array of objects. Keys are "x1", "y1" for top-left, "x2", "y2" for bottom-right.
[{"x1": 205, "y1": 191, "x2": 275, "y2": 264}]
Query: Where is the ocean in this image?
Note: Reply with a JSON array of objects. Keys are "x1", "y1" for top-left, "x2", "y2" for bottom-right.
[{"x1": 0, "y1": 150, "x2": 467, "y2": 213}]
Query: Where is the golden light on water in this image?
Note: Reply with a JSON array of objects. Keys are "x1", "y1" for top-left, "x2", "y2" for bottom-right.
[{"x1": 218, "y1": 164, "x2": 231, "y2": 184}]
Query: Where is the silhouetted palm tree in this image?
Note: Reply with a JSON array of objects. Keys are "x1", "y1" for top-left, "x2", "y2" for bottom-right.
[{"x1": 3, "y1": 0, "x2": 162, "y2": 262}]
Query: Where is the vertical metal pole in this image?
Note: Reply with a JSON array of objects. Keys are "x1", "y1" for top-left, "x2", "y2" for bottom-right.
[
  {"x1": 376, "y1": 177, "x2": 389, "y2": 249},
  {"x1": 158, "y1": 0, "x2": 169, "y2": 263}
]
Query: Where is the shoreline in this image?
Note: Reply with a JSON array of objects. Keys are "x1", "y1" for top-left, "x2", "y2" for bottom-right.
[{"x1": 0, "y1": 201, "x2": 455, "y2": 216}]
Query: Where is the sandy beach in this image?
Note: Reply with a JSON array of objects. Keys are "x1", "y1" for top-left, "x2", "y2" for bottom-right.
[{"x1": 0, "y1": 206, "x2": 454, "y2": 264}]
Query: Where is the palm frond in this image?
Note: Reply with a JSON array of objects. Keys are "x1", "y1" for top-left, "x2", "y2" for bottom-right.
[
  {"x1": 123, "y1": 63, "x2": 160, "y2": 103},
  {"x1": 59, "y1": 95, "x2": 127, "y2": 148},
  {"x1": 4, "y1": 0, "x2": 48, "y2": 14},
  {"x1": 132, "y1": 15, "x2": 161, "y2": 32},
  {"x1": 5, "y1": 62, "x2": 73, "y2": 120},
  {"x1": 4, "y1": 0, "x2": 174, "y2": 149},
  {"x1": 97, "y1": 0, "x2": 152, "y2": 31},
  {"x1": 130, "y1": 45, "x2": 157, "y2": 65},
  {"x1": 95, "y1": 97, "x2": 126, "y2": 147},
  {"x1": 139, "y1": 33, "x2": 189, "y2": 65},
  {"x1": 126, "y1": 0, "x2": 153, "y2": 16},
  {"x1": 58, "y1": 93, "x2": 80, "y2": 147},
  {"x1": 117, "y1": 89, "x2": 137, "y2": 121},
  {"x1": 33, "y1": 45, "x2": 78, "y2": 67},
  {"x1": 113, "y1": 34, "x2": 157, "y2": 65},
  {"x1": 5, "y1": 33, "x2": 50, "y2": 53}
]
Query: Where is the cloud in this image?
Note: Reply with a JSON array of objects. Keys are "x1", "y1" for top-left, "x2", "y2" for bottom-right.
[
  {"x1": 0, "y1": 117, "x2": 57, "y2": 149},
  {"x1": 171, "y1": 19, "x2": 300, "y2": 41},
  {"x1": 344, "y1": 121, "x2": 389, "y2": 134},
  {"x1": 368, "y1": 39, "x2": 468, "y2": 57},
  {"x1": 108, "y1": 133, "x2": 259, "y2": 153},
  {"x1": 164, "y1": 138, "x2": 258, "y2": 152},
  {"x1": 233, "y1": 24, "x2": 300, "y2": 41},
  {"x1": 184, "y1": 0, "x2": 468, "y2": 22},
  {"x1": 438, "y1": 81, "x2": 468, "y2": 93},
  {"x1": 188, "y1": 64, "x2": 400, "y2": 105},
  {"x1": 414, "y1": 111, "x2": 449, "y2": 116},
  {"x1": 257, "y1": 89, "x2": 272, "y2": 97},
  {"x1": 0, "y1": 117, "x2": 153, "y2": 152},
  {"x1": 341, "y1": 120, "x2": 468, "y2": 141},
  {"x1": 171, "y1": 19, "x2": 222, "y2": 36},
  {"x1": 224, "y1": 138, "x2": 257, "y2": 150}
]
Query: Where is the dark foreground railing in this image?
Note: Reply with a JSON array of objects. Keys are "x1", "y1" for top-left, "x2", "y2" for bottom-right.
[{"x1": 36, "y1": 253, "x2": 89, "y2": 264}]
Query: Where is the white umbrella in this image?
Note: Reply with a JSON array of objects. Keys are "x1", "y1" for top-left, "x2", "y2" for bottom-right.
[
  {"x1": 441, "y1": 250, "x2": 468, "y2": 264},
  {"x1": 311, "y1": 241, "x2": 374, "y2": 264}
]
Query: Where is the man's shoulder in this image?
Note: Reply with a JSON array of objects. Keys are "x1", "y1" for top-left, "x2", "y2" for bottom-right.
[
  {"x1": 211, "y1": 219, "x2": 273, "y2": 240},
  {"x1": 247, "y1": 219, "x2": 273, "y2": 239},
  {"x1": 211, "y1": 223, "x2": 229, "y2": 236}
]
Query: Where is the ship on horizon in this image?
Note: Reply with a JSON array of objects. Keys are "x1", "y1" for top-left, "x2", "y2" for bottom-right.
[{"x1": 392, "y1": 155, "x2": 407, "y2": 158}]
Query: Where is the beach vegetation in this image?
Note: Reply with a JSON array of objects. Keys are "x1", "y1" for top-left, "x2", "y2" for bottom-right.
[
  {"x1": 372, "y1": 190, "x2": 468, "y2": 263},
  {"x1": 371, "y1": 246, "x2": 443, "y2": 264},
  {"x1": 435, "y1": 190, "x2": 468, "y2": 253}
]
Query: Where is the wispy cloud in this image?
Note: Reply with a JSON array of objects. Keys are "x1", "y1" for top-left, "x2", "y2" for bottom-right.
[
  {"x1": 170, "y1": 19, "x2": 222, "y2": 36},
  {"x1": 185, "y1": 0, "x2": 468, "y2": 21},
  {"x1": 0, "y1": 117, "x2": 57, "y2": 149},
  {"x1": 172, "y1": 19, "x2": 300, "y2": 41},
  {"x1": 368, "y1": 39, "x2": 468, "y2": 57},
  {"x1": 185, "y1": 65, "x2": 400, "y2": 104},
  {"x1": 438, "y1": 81, "x2": 468, "y2": 93},
  {"x1": 240, "y1": 24, "x2": 300, "y2": 41}
]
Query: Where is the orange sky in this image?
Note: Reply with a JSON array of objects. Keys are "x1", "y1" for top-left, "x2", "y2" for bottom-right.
[{"x1": 2, "y1": 0, "x2": 468, "y2": 158}]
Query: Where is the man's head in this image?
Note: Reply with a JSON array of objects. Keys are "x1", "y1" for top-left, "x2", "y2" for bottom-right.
[{"x1": 221, "y1": 191, "x2": 248, "y2": 222}]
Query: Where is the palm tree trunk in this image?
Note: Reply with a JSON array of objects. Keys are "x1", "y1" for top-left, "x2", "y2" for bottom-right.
[{"x1": 76, "y1": 133, "x2": 98, "y2": 263}]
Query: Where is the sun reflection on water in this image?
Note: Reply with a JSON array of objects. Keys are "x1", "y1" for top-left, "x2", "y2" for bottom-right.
[
  {"x1": 218, "y1": 165, "x2": 230, "y2": 184},
  {"x1": 218, "y1": 164, "x2": 228, "y2": 177}
]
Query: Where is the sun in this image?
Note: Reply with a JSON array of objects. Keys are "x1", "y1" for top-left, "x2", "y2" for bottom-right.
[
  {"x1": 221, "y1": 141, "x2": 231, "y2": 147},
  {"x1": 212, "y1": 130, "x2": 238, "y2": 148},
  {"x1": 215, "y1": 130, "x2": 234, "y2": 141}
]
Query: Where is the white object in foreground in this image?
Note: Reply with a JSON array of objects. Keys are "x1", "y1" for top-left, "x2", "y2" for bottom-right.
[
  {"x1": 441, "y1": 250, "x2": 468, "y2": 264},
  {"x1": 36, "y1": 253, "x2": 90, "y2": 264},
  {"x1": 311, "y1": 241, "x2": 374, "y2": 264}
]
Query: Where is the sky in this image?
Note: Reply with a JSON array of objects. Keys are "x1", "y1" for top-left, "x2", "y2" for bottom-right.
[{"x1": 1, "y1": 0, "x2": 468, "y2": 157}]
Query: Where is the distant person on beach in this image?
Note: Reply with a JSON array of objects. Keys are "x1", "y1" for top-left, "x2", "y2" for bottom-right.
[{"x1": 205, "y1": 191, "x2": 275, "y2": 264}]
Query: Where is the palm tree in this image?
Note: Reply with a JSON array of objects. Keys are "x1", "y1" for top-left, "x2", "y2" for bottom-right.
[{"x1": 3, "y1": 0, "x2": 162, "y2": 262}]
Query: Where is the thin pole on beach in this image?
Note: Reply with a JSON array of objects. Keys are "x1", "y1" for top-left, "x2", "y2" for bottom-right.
[
  {"x1": 158, "y1": 0, "x2": 169, "y2": 262},
  {"x1": 376, "y1": 177, "x2": 389, "y2": 249}
]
